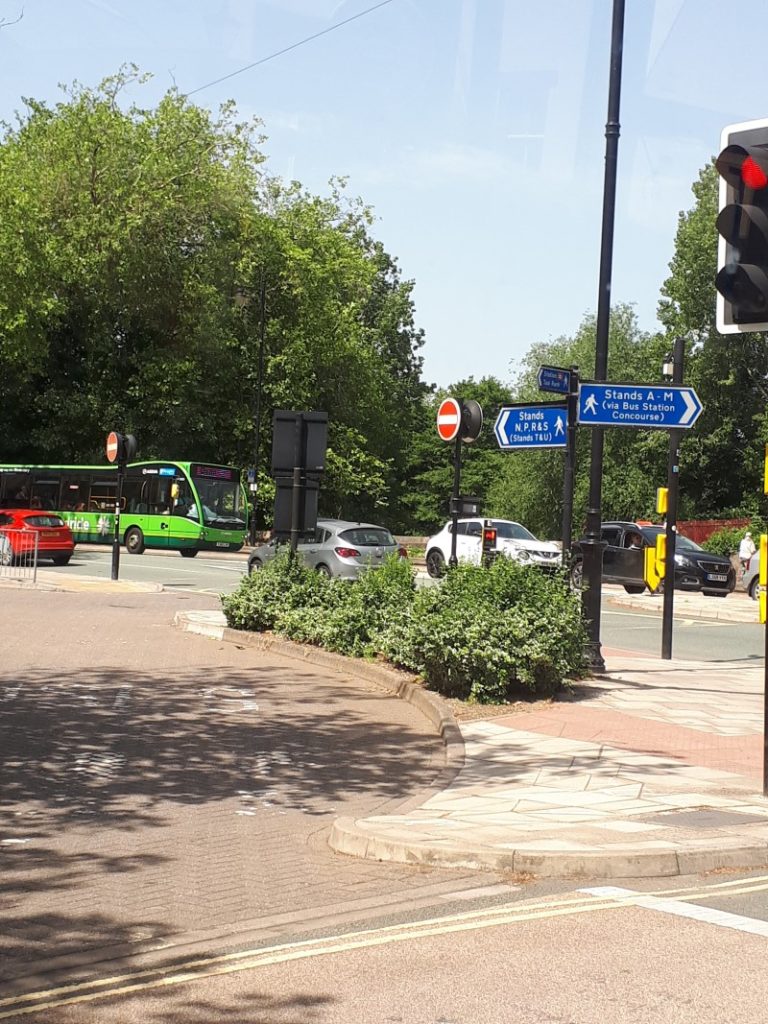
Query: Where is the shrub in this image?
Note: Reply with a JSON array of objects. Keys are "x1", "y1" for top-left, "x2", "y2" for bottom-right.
[
  {"x1": 381, "y1": 558, "x2": 586, "y2": 703},
  {"x1": 279, "y1": 555, "x2": 416, "y2": 658},
  {"x1": 702, "y1": 525, "x2": 760, "y2": 556},
  {"x1": 221, "y1": 550, "x2": 329, "y2": 631},
  {"x1": 221, "y1": 553, "x2": 586, "y2": 703}
]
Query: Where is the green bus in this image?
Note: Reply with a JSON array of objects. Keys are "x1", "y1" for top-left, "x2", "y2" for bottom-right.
[{"x1": 0, "y1": 461, "x2": 248, "y2": 557}]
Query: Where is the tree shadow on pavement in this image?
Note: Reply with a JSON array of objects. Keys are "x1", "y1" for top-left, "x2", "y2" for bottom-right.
[{"x1": 0, "y1": 660, "x2": 441, "y2": 983}]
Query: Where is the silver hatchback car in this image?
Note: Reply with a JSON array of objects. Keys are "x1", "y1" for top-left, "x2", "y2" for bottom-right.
[{"x1": 247, "y1": 518, "x2": 406, "y2": 579}]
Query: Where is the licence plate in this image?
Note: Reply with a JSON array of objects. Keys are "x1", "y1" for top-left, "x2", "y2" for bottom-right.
[
  {"x1": 216, "y1": 542, "x2": 229, "y2": 547},
  {"x1": 707, "y1": 573, "x2": 728, "y2": 582}
]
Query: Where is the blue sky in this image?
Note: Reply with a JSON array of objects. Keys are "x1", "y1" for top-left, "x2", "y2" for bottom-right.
[{"x1": 0, "y1": 0, "x2": 762, "y2": 387}]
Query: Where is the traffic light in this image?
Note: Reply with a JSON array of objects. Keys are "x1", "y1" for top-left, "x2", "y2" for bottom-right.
[
  {"x1": 715, "y1": 118, "x2": 768, "y2": 333},
  {"x1": 481, "y1": 520, "x2": 497, "y2": 567},
  {"x1": 656, "y1": 487, "x2": 668, "y2": 516}
]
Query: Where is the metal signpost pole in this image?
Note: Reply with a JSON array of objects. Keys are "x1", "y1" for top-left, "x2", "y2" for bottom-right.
[
  {"x1": 290, "y1": 414, "x2": 304, "y2": 559},
  {"x1": 581, "y1": 0, "x2": 626, "y2": 672},
  {"x1": 661, "y1": 336, "x2": 685, "y2": 659},
  {"x1": 111, "y1": 464, "x2": 124, "y2": 582},
  {"x1": 562, "y1": 367, "x2": 579, "y2": 565},
  {"x1": 449, "y1": 434, "x2": 461, "y2": 568}
]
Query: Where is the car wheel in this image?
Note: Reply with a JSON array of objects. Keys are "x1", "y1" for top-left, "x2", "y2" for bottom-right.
[
  {"x1": 52, "y1": 555, "x2": 72, "y2": 566},
  {"x1": 623, "y1": 584, "x2": 645, "y2": 594},
  {"x1": 248, "y1": 558, "x2": 263, "y2": 575},
  {"x1": 426, "y1": 549, "x2": 446, "y2": 579},
  {"x1": 569, "y1": 560, "x2": 584, "y2": 592},
  {"x1": 749, "y1": 577, "x2": 760, "y2": 601},
  {"x1": 316, "y1": 564, "x2": 333, "y2": 578},
  {"x1": 180, "y1": 549, "x2": 198, "y2": 558},
  {"x1": 124, "y1": 527, "x2": 145, "y2": 555}
]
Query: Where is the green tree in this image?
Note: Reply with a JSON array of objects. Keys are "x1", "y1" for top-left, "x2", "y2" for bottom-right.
[
  {"x1": 0, "y1": 69, "x2": 428, "y2": 530},
  {"x1": 488, "y1": 305, "x2": 667, "y2": 538}
]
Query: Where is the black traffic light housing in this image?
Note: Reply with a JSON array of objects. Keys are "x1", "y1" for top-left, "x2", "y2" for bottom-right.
[
  {"x1": 481, "y1": 519, "x2": 497, "y2": 567},
  {"x1": 715, "y1": 118, "x2": 768, "y2": 333}
]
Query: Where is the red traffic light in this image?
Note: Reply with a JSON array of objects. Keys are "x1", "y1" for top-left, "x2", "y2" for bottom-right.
[
  {"x1": 482, "y1": 527, "x2": 497, "y2": 547},
  {"x1": 743, "y1": 155, "x2": 768, "y2": 190}
]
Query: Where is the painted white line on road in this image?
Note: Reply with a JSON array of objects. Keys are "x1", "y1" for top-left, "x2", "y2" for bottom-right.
[{"x1": 581, "y1": 886, "x2": 768, "y2": 938}]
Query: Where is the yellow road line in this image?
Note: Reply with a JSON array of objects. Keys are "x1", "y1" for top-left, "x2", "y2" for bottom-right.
[{"x1": 4, "y1": 874, "x2": 768, "y2": 1019}]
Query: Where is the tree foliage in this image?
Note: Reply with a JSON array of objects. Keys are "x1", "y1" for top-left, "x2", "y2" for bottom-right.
[{"x1": 0, "y1": 68, "x2": 427, "y2": 528}]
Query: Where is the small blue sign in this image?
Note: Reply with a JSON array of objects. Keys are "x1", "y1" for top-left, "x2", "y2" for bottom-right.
[
  {"x1": 494, "y1": 405, "x2": 568, "y2": 450},
  {"x1": 537, "y1": 365, "x2": 571, "y2": 395},
  {"x1": 577, "y1": 383, "x2": 703, "y2": 429}
]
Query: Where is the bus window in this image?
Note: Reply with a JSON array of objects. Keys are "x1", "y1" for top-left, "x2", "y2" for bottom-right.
[
  {"x1": 60, "y1": 472, "x2": 92, "y2": 511},
  {"x1": 32, "y1": 477, "x2": 60, "y2": 510},
  {"x1": 0, "y1": 471, "x2": 32, "y2": 507},
  {"x1": 90, "y1": 479, "x2": 118, "y2": 511}
]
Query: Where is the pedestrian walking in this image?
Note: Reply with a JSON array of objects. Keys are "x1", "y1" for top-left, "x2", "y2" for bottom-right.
[{"x1": 739, "y1": 530, "x2": 756, "y2": 576}]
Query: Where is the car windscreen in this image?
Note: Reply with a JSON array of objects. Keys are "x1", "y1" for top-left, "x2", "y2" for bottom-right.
[
  {"x1": 338, "y1": 528, "x2": 395, "y2": 547},
  {"x1": 641, "y1": 527, "x2": 704, "y2": 553},
  {"x1": 25, "y1": 515, "x2": 66, "y2": 528},
  {"x1": 492, "y1": 521, "x2": 536, "y2": 541}
]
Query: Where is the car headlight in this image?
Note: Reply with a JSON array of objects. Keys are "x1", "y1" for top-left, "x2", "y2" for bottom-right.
[
  {"x1": 674, "y1": 554, "x2": 693, "y2": 567},
  {"x1": 516, "y1": 549, "x2": 531, "y2": 562}
]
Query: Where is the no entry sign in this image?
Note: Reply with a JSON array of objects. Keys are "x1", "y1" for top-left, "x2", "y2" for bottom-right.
[
  {"x1": 106, "y1": 431, "x2": 120, "y2": 463},
  {"x1": 436, "y1": 397, "x2": 462, "y2": 442}
]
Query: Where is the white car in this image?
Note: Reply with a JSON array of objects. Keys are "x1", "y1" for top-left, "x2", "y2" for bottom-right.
[{"x1": 425, "y1": 518, "x2": 562, "y2": 578}]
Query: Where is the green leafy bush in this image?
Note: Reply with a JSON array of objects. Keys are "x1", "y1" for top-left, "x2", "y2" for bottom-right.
[
  {"x1": 221, "y1": 553, "x2": 586, "y2": 703},
  {"x1": 380, "y1": 558, "x2": 586, "y2": 703},
  {"x1": 221, "y1": 550, "x2": 329, "y2": 631},
  {"x1": 702, "y1": 526, "x2": 755, "y2": 556}
]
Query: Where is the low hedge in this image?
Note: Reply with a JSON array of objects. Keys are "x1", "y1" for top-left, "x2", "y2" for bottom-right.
[{"x1": 221, "y1": 552, "x2": 587, "y2": 703}]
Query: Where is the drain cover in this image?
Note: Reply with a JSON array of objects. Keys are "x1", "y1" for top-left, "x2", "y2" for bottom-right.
[{"x1": 642, "y1": 808, "x2": 768, "y2": 829}]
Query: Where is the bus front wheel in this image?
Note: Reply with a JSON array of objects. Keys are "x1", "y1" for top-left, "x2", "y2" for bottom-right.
[
  {"x1": 180, "y1": 549, "x2": 198, "y2": 558},
  {"x1": 124, "y1": 527, "x2": 145, "y2": 555}
]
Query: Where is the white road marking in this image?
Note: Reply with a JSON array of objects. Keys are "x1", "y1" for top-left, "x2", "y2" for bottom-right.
[{"x1": 581, "y1": 886, "x2": 768, "y2": 938}]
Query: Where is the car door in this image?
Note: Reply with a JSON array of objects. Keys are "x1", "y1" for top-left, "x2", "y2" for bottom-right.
[
  {"x1": 300, "y1": 526, "x2": 328, "y2": 569},
  {"x1": 457, "y1": 521, "x2": 482, "y2": 564},
  {"x1": 612, "y1": 527, "x2": 645, "y2": 583},
  {"x1": 600, "y1": 527, "x2": 624, "y2": 582}
]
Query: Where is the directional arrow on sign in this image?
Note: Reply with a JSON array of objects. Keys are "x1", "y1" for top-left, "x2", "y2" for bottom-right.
[
  {"x1": 494, "y1": 404, "x2": 568, "y2": 449},
  {"x1": 577, "y1": 383, "x2": 703, "y2": 430}
]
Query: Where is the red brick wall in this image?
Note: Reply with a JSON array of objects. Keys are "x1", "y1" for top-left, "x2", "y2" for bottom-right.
[{"x1": 677, "y1": 519, "x2": 750, "y2": 544}]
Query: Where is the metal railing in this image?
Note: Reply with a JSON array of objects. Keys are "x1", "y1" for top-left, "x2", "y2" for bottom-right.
[{"x1": 0, "y1": 528, "x2": 38, "y2": 583}]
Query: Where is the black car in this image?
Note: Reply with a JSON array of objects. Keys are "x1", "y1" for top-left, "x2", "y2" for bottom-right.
[{"x1": 570, "y1": 521, "x2": 736, "y2": 597}]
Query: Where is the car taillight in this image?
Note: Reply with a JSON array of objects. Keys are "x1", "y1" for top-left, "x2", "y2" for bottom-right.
[
  {"x1": 398, "y1": 546, "x2": 408, "y2": 558},
  {"x1": 334, "y1": 546, "x2": 361, "y2": 558}
]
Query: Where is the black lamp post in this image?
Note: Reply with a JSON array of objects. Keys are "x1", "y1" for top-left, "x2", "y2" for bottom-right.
[
  {"x1": 235, "y1": 275, "x2": 267, "y2": 546},
  {"x1": 661, "y1": 335, "x2": 685, "y2": 660}
]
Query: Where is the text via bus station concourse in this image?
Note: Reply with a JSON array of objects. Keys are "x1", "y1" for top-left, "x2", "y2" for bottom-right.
[{"x1": 601, "y1": 390, "x2": 676, "y2": 422}]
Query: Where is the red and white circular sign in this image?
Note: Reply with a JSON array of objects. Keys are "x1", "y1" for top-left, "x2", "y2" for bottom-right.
[
  {"x1": 436, "y1": 397, "x2": 462, "y2": 442},
  {"x1": 106, "y1": 431, "x2": 120, "y2": 463}
]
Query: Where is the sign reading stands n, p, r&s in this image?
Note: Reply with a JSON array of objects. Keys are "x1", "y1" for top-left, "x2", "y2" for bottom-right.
[{"x1": 494, "y1": 404, "x2": 568, "y2": 450}]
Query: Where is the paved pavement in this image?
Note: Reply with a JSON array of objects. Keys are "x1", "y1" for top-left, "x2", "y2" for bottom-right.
[
  {"x1": 176, "y1": 590, "x2": 768, "y2": 880},
  {"x1": 6, "y1": 568, "x2": 768, "y2": 883}
]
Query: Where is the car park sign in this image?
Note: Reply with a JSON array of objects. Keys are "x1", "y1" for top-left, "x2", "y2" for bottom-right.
[
  {"x1": 494, "y1": 404, "x2": 568, "y2": 449},
  {"x1": 577, "y1": 383, "x2": 703, "y2": 429},
  {"x1": 537, "y1": 365, "x2": 571, "y2": 395},
  {"x1": 436, "y1": 397, "x2": 462, "y2": 441}
]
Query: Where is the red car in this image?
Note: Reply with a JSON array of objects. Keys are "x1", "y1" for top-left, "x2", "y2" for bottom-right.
[{"x1": 0, "y1": 508, "x2": 75, "y2": 566}]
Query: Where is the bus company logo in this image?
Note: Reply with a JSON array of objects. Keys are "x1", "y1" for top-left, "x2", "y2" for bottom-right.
[
  {"x1": 142, "y1": 468, "x2": 159, "y2": 475},
  {"x1": 62, "y1": 517, "x2": 91, "y2": 532}
]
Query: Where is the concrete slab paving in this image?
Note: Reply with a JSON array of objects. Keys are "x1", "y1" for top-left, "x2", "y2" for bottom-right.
[{"x1": 174, "y1": 610, "x2": 768, "y2": 879}]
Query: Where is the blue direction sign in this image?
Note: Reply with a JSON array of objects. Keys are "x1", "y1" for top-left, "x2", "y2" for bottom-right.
[
  {"x1": 537, "y1": 365, "x2": 571, "y2": 395},
  {"x1": 577, "y1": 383, "x2": 703, "y2": 429},
  {"x1": 494, "y1": 404, "x2": 568, "y2": 449}
]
